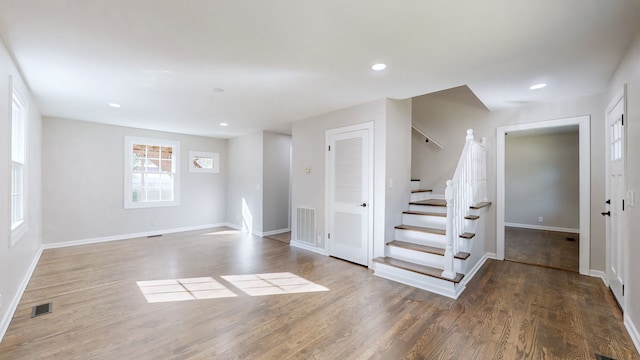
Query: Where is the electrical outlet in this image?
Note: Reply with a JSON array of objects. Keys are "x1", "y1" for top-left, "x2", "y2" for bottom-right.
[{"x1": 538, "y1": 216, "x2": 543, "y2": 223}]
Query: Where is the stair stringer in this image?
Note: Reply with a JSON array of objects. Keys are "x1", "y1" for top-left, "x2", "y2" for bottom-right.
[{"x1": 456, "y1": 205, "x2": 489, "y2": 276}]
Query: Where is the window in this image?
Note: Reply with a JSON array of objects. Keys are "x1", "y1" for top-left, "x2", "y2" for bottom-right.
[
  {"x1": 124, "y1": 136, "x2": 180, "y2": 209},
  {"x1": 11, "y1": 82, "x2": 27, "y2": 244},
  {"x1": 188, "y1": 151, "x2": 219, "y2": 173}
]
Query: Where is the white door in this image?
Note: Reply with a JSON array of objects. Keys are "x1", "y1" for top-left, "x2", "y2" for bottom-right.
[
  {"x1": 326, "y1": 124, "x2": 372, "y2": 266},
  {"x1": 605, "y1": 92, "x2": 626, "y2": 309}
]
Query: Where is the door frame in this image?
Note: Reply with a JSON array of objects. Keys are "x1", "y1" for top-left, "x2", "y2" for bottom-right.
[
  {"x1": 605, "y1": 85, "x2": 628, "y2": 311},
  {"x1": 496, "y1": 115, "x2": 591, "y2": 275},
  {"x1": 325, "y1": 121, "x2": 374, "y2": 266}
]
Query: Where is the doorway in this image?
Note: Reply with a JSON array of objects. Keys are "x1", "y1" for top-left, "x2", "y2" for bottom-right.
[
  {"x1": 497, "y1": 116, "x2": 591, "y2": 275},
  {"x1": 503, "y1": 126, "x2": 580, "y2": 272},
  {"x1": 325, "y1": 122, "x2": 374, "y2": 266}
]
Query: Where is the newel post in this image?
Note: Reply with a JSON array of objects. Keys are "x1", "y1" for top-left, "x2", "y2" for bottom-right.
[
  {"x1": 466, "y1": 129, "x2": 474, "y2": 141},
  {"x1": 442, "y1": 180, "x2": 456, "y2": 280}
]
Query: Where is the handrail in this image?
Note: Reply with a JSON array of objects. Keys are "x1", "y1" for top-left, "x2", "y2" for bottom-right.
[
  {"x1": 442, "y1": 129, "x2": 487, "y2": 279},
  {"x1": 412, "y1": 125, "x2": 444, "y2": 149}
]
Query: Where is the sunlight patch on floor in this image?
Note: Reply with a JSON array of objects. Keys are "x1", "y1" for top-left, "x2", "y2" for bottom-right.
[
  {"x1": 221, "y1": 272, "x2": 329, "y2": 297},
  {"x1": 137, "y1": 273, "x2": 329, "y2": 303},
  {"x1": 137, "y1": 277, "x2": 237, "y2": 303}
]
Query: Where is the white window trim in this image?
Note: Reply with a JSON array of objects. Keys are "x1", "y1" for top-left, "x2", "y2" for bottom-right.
[
  {"x1": 124, "y1": 136, "x2": 181, "y2": 209},
  {"x1": 10, "y1": 75, "x2": 28, "y2": 246},
  {"x1": 188, "y1": 151, "x2": 220, "y2": 173}
]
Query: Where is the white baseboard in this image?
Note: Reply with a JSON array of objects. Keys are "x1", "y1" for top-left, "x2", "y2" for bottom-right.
[
  {"x1": 42, "y1": 223, "x2": 230, "y2": 250},
  {"x1": 504, "y1": 222, "x2": 579, "y2": 234},
  {"x1": 589, "y1": 270, "x2": 607, "y2": 285},
  {"x1": 0, "y1": 247, "x2": 43, "y2": 343},
  {"x1": 625, "y1": 314, "x2": 640, "y2": 355},
  {"x1": 290, "y1": 240, "x2": 328, "y2": 256},
  {"x1": 462, "y1": 252, "x2": 497, "y2": 287},
  {"x1": 258, "y1": 228, "x2": 291, "y2": 237}
]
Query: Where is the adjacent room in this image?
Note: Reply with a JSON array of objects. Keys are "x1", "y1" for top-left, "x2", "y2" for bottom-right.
[{"x1": 1, "y1": 1, "x2": 640, "y2": 359}]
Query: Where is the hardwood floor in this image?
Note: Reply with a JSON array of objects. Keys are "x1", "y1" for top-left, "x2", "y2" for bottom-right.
[
  {"x1": 1, "y1": 227, "x2": 637, "y2": 359},
  {"x1": 505, "y1": 226, "x2": 580, "y2": 272},
  {"x1": 264, "y1": 231, "x2": 291, "y2": 244}
]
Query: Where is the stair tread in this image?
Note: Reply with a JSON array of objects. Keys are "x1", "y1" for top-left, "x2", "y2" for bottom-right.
[
  {"x1": 373, "y1": 257, "x2": 464, "y2": 283},
  {"x1": 409, "y1": 199, "x2": 447, "y2": 207},
  {"x1": 411, "y1": 189, "x2": 433, "y2": 193},
  {"x1": 394, "y1": 224, "x2": 445, "y2": 235},
  {"x1": 470, "y1": 201, "x2": 492, "y2": 209},
  {"x1": 465, "y1": 215, "x2": 480, "y2": 220},
  {"x1": 387, "y1": 240, "x2": 470, "y2": 260},
  {"x1": 403, "y1": 210, "x2": 446, "y2": 218},
  {"x1": 460, "y1": 232, "x2": 476, "y2": 239}
]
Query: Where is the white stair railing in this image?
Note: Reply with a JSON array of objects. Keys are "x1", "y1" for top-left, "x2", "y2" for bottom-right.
[{"x1": 442, "y1": 129, "x2": 487, "y2": 279}]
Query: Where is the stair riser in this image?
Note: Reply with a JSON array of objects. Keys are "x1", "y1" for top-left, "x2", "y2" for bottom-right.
[
  {"x1": 402, "y1": 214, "x2": 446, "y2": 229},
  {"x1": 410, "y1": 180, "x2": 420, "y2": 191},
  {"x1": 394, "y1": 229, "x2": 446, "y2": 247},
  {"x1": 408, "y1": 204, "x2": 447, "y2": 214},
  {"x1": 387, "y1": 246, "x2": 467, "y2": 274},
  {"x1": 410, "y1": 192, "x2": 432, "y2": 201},
  {"x1": 373, "y1": 263, "x2": 462, "y2": 299}
]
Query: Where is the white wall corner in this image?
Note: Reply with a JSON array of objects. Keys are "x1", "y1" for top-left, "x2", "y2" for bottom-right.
[
  {"x1": 0, "y1": 247, "x2": 43, "y2": 343},
  {"x1": 624, "y1": 314, "x2": 640, "y2": 356}
]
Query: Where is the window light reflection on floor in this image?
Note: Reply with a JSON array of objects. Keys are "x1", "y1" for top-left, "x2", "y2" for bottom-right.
[
  {"x1": 221, "y1": 272, "x2": 329, "y2": 297},
  {"x1": 137, "y1": 277, "x2": 237, "y2": 303},
  {"x1": 137, "y1": 273, "x2": 329, "y2": 303}
]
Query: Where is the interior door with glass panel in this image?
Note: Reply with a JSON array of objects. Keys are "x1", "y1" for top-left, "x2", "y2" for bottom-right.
[{"x1": 605, "y1": 92, "x2": 626, "y2": 309}]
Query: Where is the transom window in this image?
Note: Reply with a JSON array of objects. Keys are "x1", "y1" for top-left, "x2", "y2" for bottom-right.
[
  {"x1": 124, "y1": 136, "x2": 180, "y2": 209},
  {"x1": 11, "y1": 83, "x2": 28, "y2": 245}
]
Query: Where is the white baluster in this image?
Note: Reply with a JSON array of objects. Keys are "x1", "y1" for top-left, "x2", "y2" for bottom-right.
[{"x1": 442, "y1": 180, "x2": 456, "y2": 280}]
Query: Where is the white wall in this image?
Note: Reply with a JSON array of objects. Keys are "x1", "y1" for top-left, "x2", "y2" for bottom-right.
[
  {"x1": 383, "y1": 99, "x2": 412, "y2": 256},
  {"x1": 0, "y1": 40, "x2": 42, "y2": 338},
  {"x1": 606, "y1": 28, "x2": 640, "y2": 348},
  {"x1": 505, "y1": 130, "x2": 580, "y2": 230},
  {"x1": 227, "y1": 132, "x2": 263, "y2": 234},
  {"x1": 291, "y1": 100, "x2": 386, "y2": 252},
  {"x1": 263, "y1": 132, "x2": 291, "y2": 233},
  {"x1": 42, "y1": 117, "x2": 227, "y2": 244},
  {"x1": 412, "y1": 86, "x2": 606, "y2": 270}
]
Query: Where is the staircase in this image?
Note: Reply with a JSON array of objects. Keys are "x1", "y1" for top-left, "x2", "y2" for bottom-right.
[{"x1": 373, "y1": 129, "x2": 491, "y2": 299}]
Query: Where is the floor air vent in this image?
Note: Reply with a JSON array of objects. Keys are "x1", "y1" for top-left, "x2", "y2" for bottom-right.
[
  {"x1": 296, "y1": 206, "x2": 316, "y2": 245},
  {"x1": 31, "y1": 302, "x2": 52, "y2": 318}
]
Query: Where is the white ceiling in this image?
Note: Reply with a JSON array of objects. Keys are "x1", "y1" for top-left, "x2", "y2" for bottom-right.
[{"x1": 1, "y1": 0, "x2": 639, "y2": 138}]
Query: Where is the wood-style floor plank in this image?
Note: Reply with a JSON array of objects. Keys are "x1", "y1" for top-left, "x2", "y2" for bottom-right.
[
  {"x1": 0, "y1": 227, "x2": 637, "y2": 359},
  {"x1": 505, "y1": 226, "x2": 579, "y2": 272}
]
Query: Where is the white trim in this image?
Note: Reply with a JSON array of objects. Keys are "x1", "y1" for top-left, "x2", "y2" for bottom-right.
[
  {"x1": 461, "y1": 252, "x2": 497, "y2": 286},
  {"x1": 589, "y1": 270, "x2": 607, "y2": 285},
  {"x1": 497, "y1": 115, "x2": 590, "y2": 275},
  {"x1": 42, "y1": 223, "x2": 228, "y2": 250},
  {"x1": 290, "y1": 240, "x2": 329, "y2": 256},
  {"x1": 0, "y1": 247, "x2": 43, "y2": 343},
  {"x1": 624, "y1": 314, "x2": 640, "y2": 355},
  {"x1": 259, "y1": 228, "x2": 291, "y2": 237},
  {"x1": 504, "y1": 223, "x2": 580, "y2": 234}
]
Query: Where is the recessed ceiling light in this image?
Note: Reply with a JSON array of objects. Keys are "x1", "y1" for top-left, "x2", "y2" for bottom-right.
[
  {"x1": 529, "y1": 83, "x2": 547, "y2": 90},
  {"x1": 108, "y1": 103, "x2": 121, "y2": 108},
  {"x1": 220, "y1": 122, "x2": 228, "y2": 127},
  {"x1": 214, "y1": 88, "x2": 225, "y2": 92},
  {"x1": 371, "y1": 63, "x2": 387, "y2": 71}
]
